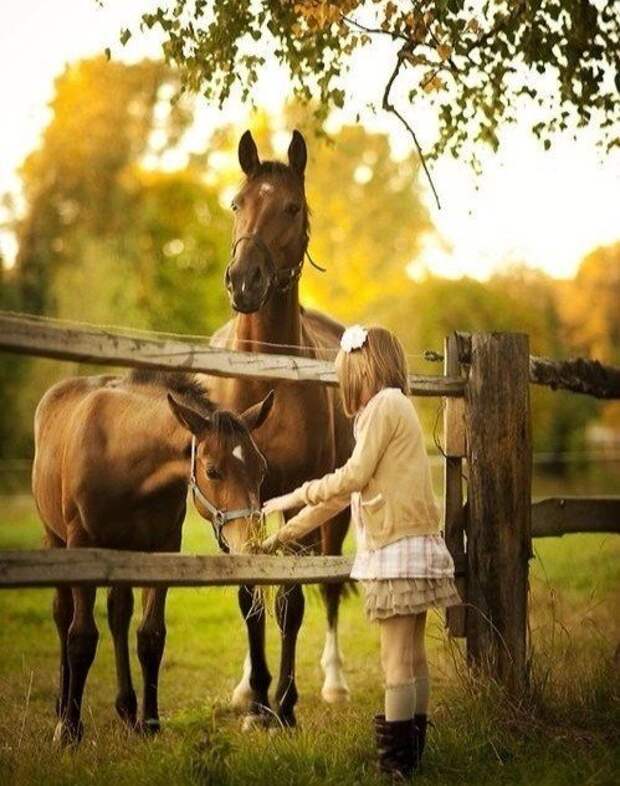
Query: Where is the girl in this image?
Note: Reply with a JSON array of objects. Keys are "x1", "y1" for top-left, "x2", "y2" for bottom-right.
[{"x1": 261, "y1": 325, "x2": 460, "y2": 778}]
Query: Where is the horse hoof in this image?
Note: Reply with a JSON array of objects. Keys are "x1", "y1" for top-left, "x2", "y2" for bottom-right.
[
  {"x1": 241, "y1": 713, "x2": 272, "y2": 733},
  {"x1": 115, "y1": 691, "x2": 138, "y2": 727},
  {"x1": 276, "y1": 712, "x2": 297, "y2": 729},
  {"x1": 231, "y1": 685, "x2": 254, "y2": 710},
  {"x1": 321, "y1": 686, "x2": 351, "y2": 704},
  {"x1": 138, "y1": 718, "x2": 161, "y2": 736},
  {"x1": 52, "y1": 719, "x2": 83, "y2": 748}
]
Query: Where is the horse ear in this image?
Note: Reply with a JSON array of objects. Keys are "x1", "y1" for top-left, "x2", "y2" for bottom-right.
[
  {"x1": 240, "y1": 390, "x2": 275, "y2": 432},
  {"x1": 288, "y1": 129, "x2": 307, "y2": 178},
  {"x1": 167, "y1": 394, "x2": 211, "y2": 437},
  {"x1": 238, "y1": 130, "x2": 260, "y2": 175}
]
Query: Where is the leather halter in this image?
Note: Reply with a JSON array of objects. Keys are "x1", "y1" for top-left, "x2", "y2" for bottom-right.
[
  {"x1": 188, "y1": 436, "x2": 261, "y2": 554},
  {"x1": 227, "y1": 233, "x2": 304, "y2": 297}
]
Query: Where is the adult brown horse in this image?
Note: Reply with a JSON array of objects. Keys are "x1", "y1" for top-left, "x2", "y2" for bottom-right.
[
  {"x1": 32, "y1": 370, "x2": 274, "y2": 746},
  {"x1": 209, "y1": 130, "x2": 354, "y2": 728}
]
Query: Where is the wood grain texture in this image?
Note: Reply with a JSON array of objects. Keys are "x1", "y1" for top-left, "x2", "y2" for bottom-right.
[
  {"x1": 443, "y1": 334, "x2": 467, "y2": 637},
  {"x1": 532, "y1": 497, "x2": 620, "y2": 537},
  {"x1": 456, "y1": 331, "x2": 620, "y2": 400},
  {"x1": 465, "y1": 333, "x2": 532, "y2": 693},
  {"x1": 0, "y1": 550, "x2": 466, "y2": 589},
  {"x1": 0, "y1": 313, "x2": 464, "y2": 397}
]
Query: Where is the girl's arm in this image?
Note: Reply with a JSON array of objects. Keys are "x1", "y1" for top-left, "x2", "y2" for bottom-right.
[
  {"x1": 262, "y1": 391, "x2": 399, "y2": 515},
  {"x1": 262, "y1": 494, "x2": 350, "y2": 552},
  {"x1": 297, "y1": 392, "x2": 398, "y2": 506}
]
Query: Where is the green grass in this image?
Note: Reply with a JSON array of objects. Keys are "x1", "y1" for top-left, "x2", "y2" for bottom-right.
[{"x1": 0, "y1": 494, "x2": 618, "y2": 786}]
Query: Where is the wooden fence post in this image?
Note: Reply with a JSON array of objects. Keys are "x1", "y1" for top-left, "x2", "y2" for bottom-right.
[
  {"x1": 443, "y1": 333, "x2": 467, "y2": 637},
  {"x1": 465, "y1": 332, "x2": 532, "y2": 693}
]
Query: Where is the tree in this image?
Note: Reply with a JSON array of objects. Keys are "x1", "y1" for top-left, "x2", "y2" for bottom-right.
[
  {"x1": 558, "y1": 242, "x2": 620, "y2": 431},
  {"x1": 4, "y1": 57, "x2": 233, "y2": 460},
  {"x1": 130, "y1": 0, "x2": 620, "y2": 204},
  {"x1": 373, "y1": 265, "x2": 598, "y2": 457},
  {"x1": 559, "y1": 241, "x2": 620, "y2": 366}
]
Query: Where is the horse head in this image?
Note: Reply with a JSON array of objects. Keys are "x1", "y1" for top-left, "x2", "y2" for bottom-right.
[
  {"x1": 225, "y1": 130, "x2": 309, "y2": 313},
  {"x1": 168, "y1": 390, "x2": 275, "y2": 552}
]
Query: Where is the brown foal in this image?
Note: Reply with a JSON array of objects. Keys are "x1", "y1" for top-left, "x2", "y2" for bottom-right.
[
  {"x1": 32, "y1": 370, "x2": 273, "y2": 746},
  {"x1": 209, "y1": 130, "x2": 354, "y2": 727}
]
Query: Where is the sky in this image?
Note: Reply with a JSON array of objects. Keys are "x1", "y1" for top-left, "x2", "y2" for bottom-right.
[{"x1": 1, "y1": 0, "x2": 618, "y2": 281}]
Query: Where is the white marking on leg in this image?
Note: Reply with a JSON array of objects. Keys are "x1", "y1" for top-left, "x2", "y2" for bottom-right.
[
  {"x1": 320, "y1": 625, "x2": 350, "y2": 703},
  {"x1": 231, "y1": 650, "x2": 254, "y2": 709}
]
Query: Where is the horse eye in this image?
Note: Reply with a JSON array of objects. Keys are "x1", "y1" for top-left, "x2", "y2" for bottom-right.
[
  {"x1": 286, "y1": 203, "x2": 301, "y2": 216},
  {"x1": 206, "y1": 466, "x2": 222, "y2": 481}
]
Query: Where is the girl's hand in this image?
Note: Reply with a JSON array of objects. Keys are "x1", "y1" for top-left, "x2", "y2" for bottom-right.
[
  {"x1": 259, "y1": 533, "x2": 280, "y2": 554},
  {"x1": 262, "y1": 492, "x2": 300, "y2": 515}
]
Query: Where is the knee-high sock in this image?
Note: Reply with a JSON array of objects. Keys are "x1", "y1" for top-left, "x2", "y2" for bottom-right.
[
  {"x1": 385, "y1": 682, "x2": 415, "y2": 722},
  {"x1": 413, "y1": 676, "x2": 430, "y2": 715}
]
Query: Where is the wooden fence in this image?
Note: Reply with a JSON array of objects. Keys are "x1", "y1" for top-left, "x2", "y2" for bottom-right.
[{"x1": 1, "y1": 313, "x2": 619, "y2": 694}]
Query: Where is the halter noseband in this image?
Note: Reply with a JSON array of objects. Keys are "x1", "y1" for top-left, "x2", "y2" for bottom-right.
[
  {"x1": 188, "y1": 436, "x2": 261, "y2": 554},
  {"x1": 227, "y1": 233, "x2": 305, "y2": 297}
]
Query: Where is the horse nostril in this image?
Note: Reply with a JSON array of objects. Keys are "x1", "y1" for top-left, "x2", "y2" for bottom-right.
[
  {"x1": 251, "y1": 266, "x2": 262, "y2": 287},
  {"x1": 224, "y1": 266, "x2": 232, "y2": 289}
]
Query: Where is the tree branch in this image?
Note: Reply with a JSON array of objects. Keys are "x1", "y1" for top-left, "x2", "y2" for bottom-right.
[
  {"x1": 341, "y1": 14, "x2": 410, "y2": 43},
  {"x1": 382, "y1": 50, "x2": 441, "y2": 210}
]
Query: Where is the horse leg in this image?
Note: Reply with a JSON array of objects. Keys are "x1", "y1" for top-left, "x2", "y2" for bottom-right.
[
  {"x1": 52, "y1": 586, "x2": 73, "y2": 722},
  {"x1": 237, "y1": 585, "x2": 273, "y2": 729},
  {"x1": 46, "y1": 528, "x2": 74, "y2": 724},
  {"x1": 320, "y1": 507, "x2": 351, "y2": 703},
  {"x1": 274, "y1": 583, "x2": 304, "y2": 728},
  {"x1": 136, "y1": 586, "x2": 167, "y2": 734},
  {"x1": 54, "y1": 584, "x2": 98, "y2": 746},
  {"x1": 320, "y1": 583, "x2": 350, "y2": 703},
  {"x1": 107, "y1": 585, "x2": 137, "y2": 728}
]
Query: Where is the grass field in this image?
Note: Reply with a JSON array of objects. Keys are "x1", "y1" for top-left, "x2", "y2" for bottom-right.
[{"x1": 0, "y1": 480, "x2": 618, "y2": 786}]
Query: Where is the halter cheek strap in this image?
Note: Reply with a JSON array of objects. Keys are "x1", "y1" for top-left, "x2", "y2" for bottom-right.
[{"x1": 188, "y1": 436, "x2": 261, "y2": 554}]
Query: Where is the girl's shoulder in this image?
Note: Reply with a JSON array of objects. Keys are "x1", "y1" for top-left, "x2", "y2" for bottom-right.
[{"x1": 361, "y1": 387, "x2": 414, "y2": 426}]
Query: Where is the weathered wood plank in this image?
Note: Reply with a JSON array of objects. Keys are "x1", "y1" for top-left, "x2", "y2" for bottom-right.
[
  {"x1": 532, "y1": 497, "x2": 620, "y2": 538},
  {"x1": 0, "y1": 550, "x2": 353, "y2": 588},
  {"x1": 0, "y1": 313, "x2": 464, "y2": 397},
  {"x1": 465, "y1": 333, "x2": 532, "y2": 693},
  {"x1": 456, "y1": 331, "x2": 620, "y2": 400},
  {"x1": 0, "y1": 549, "x2": 466, "y2": 589},
  {"x1": 443, "y1": 334, "x2": 467, "y2": 637}
]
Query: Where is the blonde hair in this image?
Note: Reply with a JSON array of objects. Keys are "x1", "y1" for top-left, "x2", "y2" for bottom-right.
[{"x1": 335, "y1": 326, "x2": 409, "y2": 417}]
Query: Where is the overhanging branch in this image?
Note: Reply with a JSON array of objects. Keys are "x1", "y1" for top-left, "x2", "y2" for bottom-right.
[{"x1": 382, "y1": 49, "x2": 441, "y2": 210}]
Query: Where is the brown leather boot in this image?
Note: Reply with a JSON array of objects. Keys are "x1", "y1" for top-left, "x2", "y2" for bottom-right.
[
  {"x1": 374, "y1": 714, "x2": 416, "y2": 778},
  {"x1": 413, "y1": 714, "x2": 428, "y2": 768}
]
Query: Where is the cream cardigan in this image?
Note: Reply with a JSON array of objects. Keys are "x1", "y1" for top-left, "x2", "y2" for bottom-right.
[{"x1": 276, "y1": 387, "x2": 442, "y2": 549}]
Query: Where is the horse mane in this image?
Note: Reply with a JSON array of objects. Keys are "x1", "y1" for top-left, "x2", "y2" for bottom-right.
[{"x1": 127, "y1": 370, "x2": 215, "y2": 417}]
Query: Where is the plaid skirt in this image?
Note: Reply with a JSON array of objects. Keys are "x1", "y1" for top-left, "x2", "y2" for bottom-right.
[{"x1": 351, "y1": 532, "x2": 461, "y2": 621}]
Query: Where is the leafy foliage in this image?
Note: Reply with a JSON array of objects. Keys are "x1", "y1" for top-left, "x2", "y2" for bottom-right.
[{"x1": 132, "y1": 0, "x2": 620, "y2": 171}]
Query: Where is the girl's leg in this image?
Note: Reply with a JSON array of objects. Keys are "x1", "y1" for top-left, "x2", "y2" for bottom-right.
[
  {"x1": 412, "y1": 611, "x2": 430, "y2": 767},
  {"x1": 412, "y1": 611, "x2": 430, "y2": 715},
  {"x1": 376, "y1": 614, "x2": 418, "y2": 777},
  {"x1": 379, "y1": 614, "x2": 417, "y2": 720}
]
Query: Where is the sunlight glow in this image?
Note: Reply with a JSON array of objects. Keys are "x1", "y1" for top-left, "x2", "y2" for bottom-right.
[{"x1": 1, "y1": 0, "x2": 618, "y2": 280}]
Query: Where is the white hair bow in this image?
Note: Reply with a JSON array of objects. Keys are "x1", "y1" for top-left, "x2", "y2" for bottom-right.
[{"x1": 340, "y1": 325, "x2": 368, "y2": 353}]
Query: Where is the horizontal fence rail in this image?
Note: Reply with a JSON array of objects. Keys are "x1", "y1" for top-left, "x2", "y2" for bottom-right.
[
  {"x1": 0, "y1": 313, "x2": 464, "y2": 397},
  {"x1": 0, "y1": 550, "x2": 467, "y2": 589},
  {"x1": 531, "y1": 496, "x2": 620, "y2": 537},
  {"x1": 455, "y1": 331, "x2": 620, "y2": 399}
]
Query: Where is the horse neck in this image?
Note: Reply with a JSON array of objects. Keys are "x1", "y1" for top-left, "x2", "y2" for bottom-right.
[{"x1": 233, "y1": 285, "x2": 303, "y2": 356}]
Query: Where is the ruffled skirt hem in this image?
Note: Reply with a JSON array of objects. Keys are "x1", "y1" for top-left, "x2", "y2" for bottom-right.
[{"x1": 362, "y1": 577, "x2": 461, "y2": 621}]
